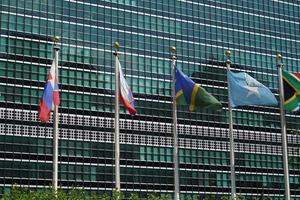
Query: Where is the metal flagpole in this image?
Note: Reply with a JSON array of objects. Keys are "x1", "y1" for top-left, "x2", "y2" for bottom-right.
[
  {"x1": 171, "y1": 47, "x2": 180, "y2": 200},
  {"x1": 225, "y1": 50, "x2": 236, "y2": 200},
  {"x1": 276, "y1": 53, "x2": 291, "y2": 200},
  {"x1": 52, "y1": 36, "x2": 60, "y2": 191},
  {"x1": 113, "y1": 42, "x2": 121, "y2": 190}
]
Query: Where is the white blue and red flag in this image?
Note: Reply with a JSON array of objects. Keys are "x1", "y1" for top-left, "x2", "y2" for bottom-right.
[
  {"x1": 38, "y1": 58, "x2": 60, "y2": 123},
  {"x1": 117, "y1": 57, "x2": 136, "y2": 115}
]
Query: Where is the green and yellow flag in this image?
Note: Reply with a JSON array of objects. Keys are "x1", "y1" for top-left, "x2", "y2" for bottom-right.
[
  {"x1": 175, "y1": 67, "x2": 222, "y2": 111},
  {"x1": 282, "y1": 69, "x2": 300, "y2": 112}
]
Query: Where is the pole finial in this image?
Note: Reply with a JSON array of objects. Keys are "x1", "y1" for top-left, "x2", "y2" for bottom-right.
[
  {"x1": 113, "y1": 42, "x2": 120, "y2": 50},
  {"x1": 225, "y1": 50, "x2": 231, "y2": 57},
  {"x1": 170, "y1": 47, "x2": 176, "y2": 60},
  {"x1": 170, "y1": 46, "x2": 176, "y2": 54},
  {"x1": 53, "y1": 36, "x2": 60, "y2": 44},
  {"x1": 225, "y1": 50, "x2": 231, "y2": 65},
  {"x1": 276, "y1": 53, "x2": 282, "y2": 61}
]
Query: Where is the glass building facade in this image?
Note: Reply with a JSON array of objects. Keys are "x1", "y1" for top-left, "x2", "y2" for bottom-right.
[{"x1": 0, "y1": 0, "x2": 299, "y2": 199}]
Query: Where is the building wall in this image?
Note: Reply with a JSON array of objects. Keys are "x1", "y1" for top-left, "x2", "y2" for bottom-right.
[{"x1": 0, "y1": 0, "x2": 299, "y2": 199}]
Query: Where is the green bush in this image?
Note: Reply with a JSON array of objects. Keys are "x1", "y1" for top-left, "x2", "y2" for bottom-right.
[
  {"x1": 2, "y1": 186, "x2": 250, "y2": 200},
  {"x1": 1, "y1": 186, "x2": 171, "y2": 200}
]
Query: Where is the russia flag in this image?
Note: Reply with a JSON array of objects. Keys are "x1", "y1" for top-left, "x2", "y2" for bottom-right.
[
  {"x1": 117, "y1": 58, "x2": 136, "y2": 115},
  {"x1": 38, "y1": 58, "x2": 60, "y2": 123}
]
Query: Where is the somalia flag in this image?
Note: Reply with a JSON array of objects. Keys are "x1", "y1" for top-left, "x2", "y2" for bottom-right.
[
  {"x1": 175, "y1": 67, "x2": 222, "y2": 111},
  {"x1": 228, "y1": 70, "x2": 278, "y2": 107}
]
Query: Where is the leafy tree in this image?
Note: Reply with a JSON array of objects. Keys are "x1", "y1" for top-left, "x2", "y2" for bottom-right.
[
  {"x1": 1, "y1": 186, "x2": 172, "y2": 200},
  {"x1": 220, "y1": 196, "x2": 230, "y2": 200},
  {"x1": 112, "y1": 189, "x2": 124, "y2": 200},
  {"x1": 185, "y1": 196, "x2": 194, "y2": 200},
  {"x1": 98, "y1": 193, "x2": 110, "y2": 200},
  {"x1": 236, "y1": 195, "x2": 245, "y2": 200},
  {"x1": 128, "y1": 193, "x2": 140, "y2": 200},
  {"x1": 203, "y1": 195, "x2": 217, "y2": 200},
  {"x1": 146, "y1": 193, "x2": 171, "y2": 200}
]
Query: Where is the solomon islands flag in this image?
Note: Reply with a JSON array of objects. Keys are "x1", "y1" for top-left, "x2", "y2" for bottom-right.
[{"x1": 175, "y1": 67, "x2": 222, "y2": 111}]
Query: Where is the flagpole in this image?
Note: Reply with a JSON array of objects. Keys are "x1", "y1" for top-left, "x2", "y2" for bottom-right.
[
  {"x1": 171, "y1": 47, "x2": 180, "y2": 200},
  {"x1": 276, "y1": 53, "x2": 291, "y2": 200},
  {"x1": 225, "y1": 50, "x2": 236, "y2": 200},
  {"x1": 113, "y1": 42, "x2": 121, "y2": 191},
  {"x1": 52, "y1": 36, "x2": 60, "y2": 191}
]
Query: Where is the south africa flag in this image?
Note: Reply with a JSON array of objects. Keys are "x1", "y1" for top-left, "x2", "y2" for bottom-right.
[{"x1": 282, "y1": 69, "x2": 300, "y2": 113}]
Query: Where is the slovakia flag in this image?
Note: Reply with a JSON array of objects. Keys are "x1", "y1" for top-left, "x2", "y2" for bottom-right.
[
  {"x1": 38, "y1": 58, "x2": 60, "y2": 123},
  {"x1": 117, "y1": 58, "x2": 136, "y2": 115}
]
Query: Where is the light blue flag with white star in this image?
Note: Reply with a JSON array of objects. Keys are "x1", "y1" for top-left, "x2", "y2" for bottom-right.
[{"x1": 228, "y1": 70, "x2": 278, "y2": 107}]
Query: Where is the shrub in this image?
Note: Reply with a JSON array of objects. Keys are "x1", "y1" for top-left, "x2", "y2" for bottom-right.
[{"x1": 1, "y1": 186, "x2": 171, "y2": 200}]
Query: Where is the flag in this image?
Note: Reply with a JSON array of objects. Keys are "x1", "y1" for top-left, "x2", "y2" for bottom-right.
[
  {"x1": 175, "y1": 67, "x2": 222, "y2": 111},
  {"x1": 282, "y1": 69, "x2": 300, "y2": 112},
  {"x1": 117, "y1": 57, "x2": 136, "y2": 115},
  {"x1": 38, "y1": 58, "x2": 60, "y2": 123},
  {"x1": 228, "y1": 70, "x2": 278, "y2": 107}
]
